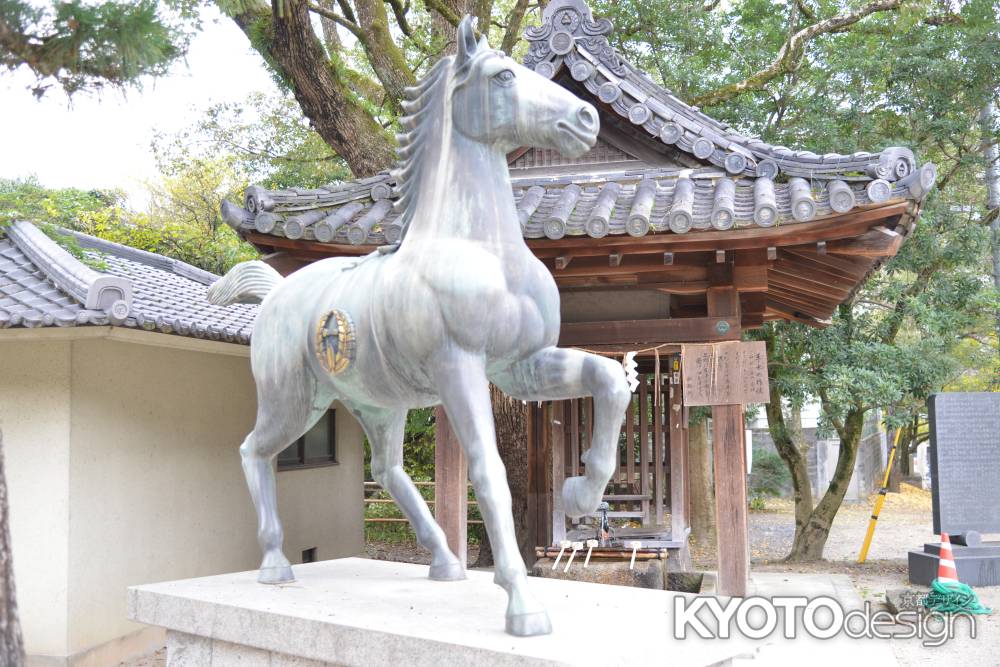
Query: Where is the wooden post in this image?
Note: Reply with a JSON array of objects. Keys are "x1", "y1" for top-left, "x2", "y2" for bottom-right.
[
  {"x1": 638, "y1": 376, "x2": 650, "y2": 523},
  {"x1": 551, "y1": 401, "x2": 567, "y2": 545},
  {"x1": 525, "y1": 403, "x2": 553, "y2": 558},
  {"x1": 434, "y1": 406, "x2": 468, "y2": 568},
  {"x1": 668, "y1": 366, "x2": 688, "y2": 540},
  {"x1": 712, "y1": 406, "x2": 748, "y2": 596},
  {"x1": 706, "y1": 283, "x2": 749, "y2": 596},
  {"x1": 653, "y1": 379, "x2": 665, "y2": 527}
]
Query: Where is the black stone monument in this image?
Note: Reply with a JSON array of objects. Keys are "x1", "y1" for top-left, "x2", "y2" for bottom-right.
[{"x1": 908, "y1": 392, "x2": 1000, "y2": 586}]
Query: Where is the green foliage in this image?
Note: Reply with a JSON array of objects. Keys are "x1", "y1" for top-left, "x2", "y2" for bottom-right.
[
  {"x1": 0, "y1": 0, "x2": 198, "y2": 96},
  {"x1": 0, "y1": 173, "x2": 257, "y2": 275},
  {"x1": 749, "y1": 448, "x2": 791, "y2": 499},
  {"x1": 152, "y1": 92, "x2": 351, "y2": 190}
]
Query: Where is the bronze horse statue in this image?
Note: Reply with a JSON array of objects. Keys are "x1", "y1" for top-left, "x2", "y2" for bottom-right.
[{"x1": 209, "y1": 17, "x2": 629, "y2": 636}]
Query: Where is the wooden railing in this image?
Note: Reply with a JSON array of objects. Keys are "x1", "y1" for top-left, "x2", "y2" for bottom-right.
[{"x1": 364, "y1": 481, "x2": 483, "y2": 525}]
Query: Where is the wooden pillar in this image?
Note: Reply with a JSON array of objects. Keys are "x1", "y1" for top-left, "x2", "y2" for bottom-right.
[
  {"x1": 668, "y1": 363, "x2": 688, "y2": 540},
  {"x1": 525, "y1": 403, "x2": 552, "y2": 563},
  {"x1": 712, "y1": 405, "x2": 748, "y2": 596},
  {"x1": 653, "y1": 380, "x2": 665, "y2": 527},
  {"x1": 434, "y1": 406, "x2": 467, "y2": 568},
  {"x1": 707, "y1": 283, "x2": 749, "y2": 596},
  {"x1": 551, "y1": 401, "x2": 567, "y2": 545}
]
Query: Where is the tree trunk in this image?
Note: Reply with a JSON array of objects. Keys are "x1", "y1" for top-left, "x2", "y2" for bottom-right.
[
  {"x1": 474, "y1": 387, "x2": 528, "y2": 567},
  {"x1": 981, "y1": 100, "x2": 1000, "y2": 383},
  {"x1": 686, "y1": 412, "x2": 716, "y2": 548},
  {"x1": 226, "y1": 1, "x2": 396, "y2": 178},
  {"x1": 0, "y1": 432, "x2": 24, "y2": 666},
  {"x1": 765, "y1": 389, "x2": 814, "y2": 555},
  {"x1": 785, "y1": 406, "x2": 864, "y2": 561}
]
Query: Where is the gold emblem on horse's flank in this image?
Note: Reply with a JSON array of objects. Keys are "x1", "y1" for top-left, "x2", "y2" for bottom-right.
[{"x1": 315, "y1": 309, "x2": 356, "y2": 375}]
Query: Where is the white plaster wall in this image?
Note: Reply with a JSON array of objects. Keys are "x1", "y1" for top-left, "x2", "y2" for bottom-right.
[
  {"x1": 0, "y1": 341, "x2": 72, "y2": 657},
  {"x1": 277, "y1": 408, "x2": 366, "y2": 566},
  {"x1": 20, "y1": 336, "x2": 365, "y2": 661}
]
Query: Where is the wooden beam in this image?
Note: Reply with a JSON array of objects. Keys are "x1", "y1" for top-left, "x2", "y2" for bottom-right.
[
  {"x1": 783, "y1": 247, "x2": 873, "y2": 275},
  {"x1": 558, "y1": 316, "x2": 741, "y2": 346},
  {"x1": 526, "y1": 201, "x2": 911, "y2": 253},
  {"x1": 554, "y1": 267, "x2": 709, "y2": 289},
  {"x1": 740, "y1": 292, "x2": 767, "y2": 329},
  {"x1": 653, "y1": 281, "x2": 710, "y2": 295},
  {"x1": 767, "y1": 288, "x2": 837, "y2": 320},
  {"x1": 825, "y1": 225, "x2": 903, "y2": 257},
  {"x1": 765, "y1": 300, "x2": 830, "y2": 328},
  {"x1": 434, "y1": 407, "x2": 467, "y2": 568},
  {"x1": 546, "y1": 252, "x2": 705, "y2": 278},
  {"x1": 775, "y1": 249, "x2": 866, "y2": 283},
  {"x1": 706, "y1": 285, "x2": 739, "y2": 317}
]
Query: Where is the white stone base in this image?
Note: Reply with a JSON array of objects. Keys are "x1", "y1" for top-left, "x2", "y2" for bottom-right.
[
  {"x1": 128, "y1": 557, "x2": 894, "y2": 667},
  {"x1": 167, "y1": 630, "x2": 334, "y2": 667}
]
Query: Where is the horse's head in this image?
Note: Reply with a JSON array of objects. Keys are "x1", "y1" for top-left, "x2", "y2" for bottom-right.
[{"x1": 450, "y1": 16, "x2": 598, "y2": 157}]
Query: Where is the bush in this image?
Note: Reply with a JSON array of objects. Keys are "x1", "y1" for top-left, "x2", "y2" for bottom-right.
[{"x1": 749, "y1": 448, "x2": 791, "y2": 498}]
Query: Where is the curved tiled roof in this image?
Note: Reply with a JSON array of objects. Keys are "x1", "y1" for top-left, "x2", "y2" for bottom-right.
[
  {"x1": 0, "y1": 221, "x2": 256, "y2": 344},
  {"x1": 221, "y1": 163, "x2": 934, "y2": 247},
  {"x1": 220, "y1": 0, "x2": 935, "y2": 249},
  {"x1": 523, "y1": 0, "x2": 920, "y2": 182}
]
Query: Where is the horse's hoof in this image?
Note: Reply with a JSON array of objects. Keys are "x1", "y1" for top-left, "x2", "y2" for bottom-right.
[
  {"x1": 258, "y1": 565, "x2": 295, "y2": 584},
  {"x1": 429, "y1": 560, "x2": 466, "y2": 581},
  {"x1": 562, "y1": 475, "x2": 599, "y2": 519},
  {"x1": 506, "y1": 611, "x2": 553, "y2": 637}
]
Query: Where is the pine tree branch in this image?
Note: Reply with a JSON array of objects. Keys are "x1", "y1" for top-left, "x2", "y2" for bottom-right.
[{"x1": 691, "y1": 0, "x2": 909, "y2": 107}]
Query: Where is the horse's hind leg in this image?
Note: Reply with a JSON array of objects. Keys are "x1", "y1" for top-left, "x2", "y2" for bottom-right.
[
  {"x1": 348, "y1": 404, "x2": 464, "y2": 580},
  {"x1": 241, "y1": 388, "x2": 333, "y2": 584}
]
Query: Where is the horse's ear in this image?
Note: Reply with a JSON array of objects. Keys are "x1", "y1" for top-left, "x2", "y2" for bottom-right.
[{"x1": 456, "y1": 15, "x2": 478, "y2": 66}]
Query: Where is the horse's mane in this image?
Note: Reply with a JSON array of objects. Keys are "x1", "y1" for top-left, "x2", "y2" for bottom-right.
[{"x1": 390, "y1": 56, "x2": 455, "y2": 239}]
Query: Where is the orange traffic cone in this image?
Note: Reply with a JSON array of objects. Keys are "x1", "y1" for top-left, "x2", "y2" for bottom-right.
[{"x1": 937, "y1": 532, "x2": 959, "y2": 584}]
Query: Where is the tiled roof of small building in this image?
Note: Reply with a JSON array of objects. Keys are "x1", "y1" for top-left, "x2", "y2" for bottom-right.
[
  {"x1": 0, "y1": 221, "x2": 256, "y2": 344},
  {"x1": 220, "y1": 0, "x2": 935, "y2": 248}
]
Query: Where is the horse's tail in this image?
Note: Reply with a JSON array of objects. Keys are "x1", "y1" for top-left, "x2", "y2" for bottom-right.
[{"x1": 207, "y1": 260, "x2": 282, "y2": 306}]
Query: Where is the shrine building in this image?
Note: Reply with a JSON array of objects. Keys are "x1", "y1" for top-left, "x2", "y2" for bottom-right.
[{"x1": 221, "y1": 0, "x2": 935, "y2": 596}]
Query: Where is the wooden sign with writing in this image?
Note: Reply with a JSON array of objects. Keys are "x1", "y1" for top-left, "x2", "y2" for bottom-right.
[{"x1": 680, "y1": 341, "x2": 769, "y2": 406}]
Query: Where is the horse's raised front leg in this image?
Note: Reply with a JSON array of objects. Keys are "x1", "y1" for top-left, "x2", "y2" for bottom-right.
[
  {"x1": 433, "y1": 350, "x2": 552, "y2": 637},
  {"x1": 347, "y1": 404, "x2": 464, "y2": 581},
  {"x1": 492, "y1": 346, "x2": 631, "y2": 519}
]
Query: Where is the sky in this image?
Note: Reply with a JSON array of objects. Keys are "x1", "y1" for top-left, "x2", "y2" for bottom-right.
[{"x1": 0, "y1": 6, "x2": 278, "y2": 206}]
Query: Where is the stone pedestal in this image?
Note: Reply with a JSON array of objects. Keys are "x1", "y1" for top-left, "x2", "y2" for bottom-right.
[
  {"x1": 908, "y1": 541, "x2": 1000, "y2": 586},
  {"x1": 129, "y1": 558, "x2": 768, "y2": 666}
]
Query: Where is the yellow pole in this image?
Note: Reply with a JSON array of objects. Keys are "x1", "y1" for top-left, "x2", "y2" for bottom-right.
[{"x1": 858, "y1": 427, "x2": 903, "y2": 564}]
